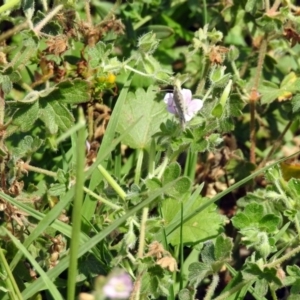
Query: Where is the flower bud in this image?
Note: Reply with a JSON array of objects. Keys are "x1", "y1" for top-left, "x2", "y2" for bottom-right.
[
  {"x1": 209, "y1": 66, "x2": 231, "y2": 87},
  {"x1": 138, "y1": 32, "x2": 160, "y2": 54},
  {"x1": 219, "y1": 79, "x2": 232, "y2": 108}
]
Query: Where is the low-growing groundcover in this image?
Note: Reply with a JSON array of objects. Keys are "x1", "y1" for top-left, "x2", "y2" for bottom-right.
[{"x1": 1, "y1": 1, "x2": 300, "y2": 299}]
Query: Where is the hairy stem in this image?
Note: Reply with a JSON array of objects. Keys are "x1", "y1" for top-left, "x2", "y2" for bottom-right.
[
  {"x1": 250, "y1": 36, "x2": 267, "y2": 165},
  {"x1": 259, "y1": 119, "x2": 293, "y2": 168}
]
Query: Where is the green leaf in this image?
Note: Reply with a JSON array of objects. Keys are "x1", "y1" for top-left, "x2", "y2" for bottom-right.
[
  {"x1": 12, "y1": 135, "x2": 43, "y2": 159},
  {"x1": 254, "y1": 278, "x2": 268, "y2": 298},
  {"x1": 244, "y1": 263, "x2": 282, "y2": 286},
  {"x1": 116, "y1": 86, "x2": 169, "y2": 149},
  {"x1": 290, "y1": 279, "x2": 300, "y2": 294},
  {"x1": 178, "y1": 288, "x2": 193, "y2": 300},
  {"x1": 163, "y1": 162, "x2": 181, "y2": 184},
  {"x1": 259, "y1": 214, "x2": 280, "y2": 233},
  {"x1": 201, "y1": 241, "x2": 215, "y2": 264},
  {"x1": 214, "y1": 234, "x2": 233, "y2": 261},
  {"x1": 188, "y1": 262, "x2": 211, "y2": 287},
  {"x1": 292, "y1": 94, "x2": 300, "y2": 113},
  {"x1": 41, "y1": 80, "x2": 90, "y2": 104},
  {"x1": 11, "y1": 101, "x2": 39, "y2": 132},
  {"x1": 259, "y1": 81, "x2": 280, "y2": 104},
  {"x1": 166, "y1": 177, "x2": 191, "y2": 199},
  {"x1": 260, "y1": 72, "x2": 300, "y2": 104},
  {"x1": 39, "y1": 101, "x2": 74, "y2": 134},
  {"x1": 1, "y1": 75, "x2": 12, "y2": 94},
  {"x1": 231, "y1": 212, "x2": 252, "y2": 229},
  {"x1": 243, "y1": 203, "x2": 264, "y2": 222},
  {"x1": 161, "y1": 195, "x2": 224, "y2": 245},
  {"x1": 287, "y1": 265, "x2": 300, "y2": 277}
]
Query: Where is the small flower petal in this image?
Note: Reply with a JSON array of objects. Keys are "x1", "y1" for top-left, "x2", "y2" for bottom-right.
[
  {"x1": 164, "y1": 92, "x2": 177, "y2": 114},
  {"x1": 185, "y1": 99, "x2": 203, "y2": 121},
  {"x1": 103, "y1": 272, "x2": 133, "y2": 299},
  {"x1": 164, "y1": 89, "x2": 203, "y2": 123},
  {"x1": 181, "y1": 89, "x2": 192, "y2": 104}
]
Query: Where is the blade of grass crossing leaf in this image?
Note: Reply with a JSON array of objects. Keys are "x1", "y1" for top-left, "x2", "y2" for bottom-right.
[
  {"x1": 0, "y1": 247, "x2": 21, "y2": 300},
  {"x1": 3, "y1": 228, "x2": 64, "y2": 300},
  {"x1": 81, "y1": 75, "x2": 132, "y2": 232},
  {"x1": 21, "y1": 178, "x2": 182, "y2": 299},
  {"x1": 224, "y1": 264, "x2": 267, "y2": 300},
  {"x1": 67, "y1": 108, "x2": 86, "y2": 300},
  {"x1": 159, "y1": 151, "x2": 300, "y2": 241},
  {"x1": 56, "y1": 119, "x2": 86, "y2": 145},
  {"x1": 6, "y1": 119, "x2": 140, "y2": 275}
]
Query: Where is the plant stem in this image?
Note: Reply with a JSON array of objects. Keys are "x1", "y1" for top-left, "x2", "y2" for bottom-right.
[
  {"x1": 264, "y1": 244, "x2": 300, "y2": 269},
  {"x1": 83, "y1": 187, "x2": 122, "y2": 210},
  {"x1": 213, "y1": 280, "x2": 250, "y2": 300},
  {"x1": 67, "y1": 108, "x2": 86, "y2": 300},
  {"x1": 137, "y1": 207, "x2": 149, "y2": 258},
  {"x1": 269, "y1": 0, "x2": 282, "y2": 12},
  {"x1": 259, "y1": 120, "x2": 293, "y2": 168},
  {"x1": 204, "y1": 274, "x2": 219, "y2": 300},
  {"x1": 0, "y1": 21, "x2": 29, "y2": 43},
  {"x1": 97, "y1": 164, "x2": 127, "y2": 200},
  {"x1": 0, "y1": 0, "x2": 19, "y2": 14},
  {"x1": 0, "y1": 248, "x2": 22, "y2": 300},
  {"x1": 250, "y1": 36, "x2": 267, "y2": 165},
  {"x1": 85, "y1": 0, "x2": 92, "y2": 25},
  {"x1": 134, "y1": 149, "x2": 144, "y2": 185},
  {"x1": 270, "y1": 286, "x2": 278, "y2": 300},
  {"x1": 23, "y1": 163, "x2": 57, "y2": 177},
  {"x1": 34, "y1": 4, "x2": 64, "y2": 35}
]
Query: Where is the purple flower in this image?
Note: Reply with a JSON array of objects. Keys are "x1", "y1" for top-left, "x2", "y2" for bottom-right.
[
  {"x1": 103, "y1": 272, "x2": 133, "y2": 299},
  {"x1": 164, "y1": 88, "x2": 203, "y2": 122}
]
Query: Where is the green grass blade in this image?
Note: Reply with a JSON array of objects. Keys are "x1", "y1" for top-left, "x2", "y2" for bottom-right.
[
  {"x1": 21, "y1": 177, "x2": 181, "y2": 299},
  {"x1": 81, "y1": 75, "x2": 132, "y2": 232},
  {"x1": 158, "y1": 151, "x2": 300, "y2": 241},
  {"x1": 3, "y1": 228, "x2": 64, "y2": 300},
  {"x1": 0, "y1": 247, "x2": 21, "y2": 300},
  {"x1": 67, "y1": 108, "x2": 86, "y2": 300}
]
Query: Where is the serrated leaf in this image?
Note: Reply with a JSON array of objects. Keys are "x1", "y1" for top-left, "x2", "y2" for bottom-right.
[
  {"x1": 178, "y1": 288, "x2": 193, "y2": 300},
  {"x1": 188, "y1": 262, "x2": 211, "y2": 286},
  {"x1": 1, "y1": 75, "x2": 12, "y2": 94},
  {"x1": 259, "y1": 214, "x2": 280, "y2": 233},
  {"x1": 116, "y1": 86, "x2": 169, "y2": 149},
  {"x1": 145, "y1": 178, "x2": 161, "y2": 191},
  {"x1": 254, "y1": 278, "x2": 268, "y2": 297},
  {"x1": 287, "y1": 265, "x2": 300, "y2": 277},
  {"x1": 259, "y1": 81, "x2": 280, "y2": 104},
  {"x1": 12, "y1": 135, "x2": 43, "y2": 159},
  {"x1": 166, "y1": 177, "x2": 191, "y2": 199},
  {"x1": 292, "y1": 94, "x2": 300, "y2": 113},
  {"x1": 290, "y1": 278, "x2": 300, "y2": 294},
  {"x1": 163, "y1": 162, "x2": 181, "y2": 184},
  {"x1": 244, "y1": 263, "x2": 282, "y2": 285},
  {"x1": 214, "y1": 234, "x2": 233, "y2": 261},
  {"x1": 48, "y1": 184, "x2": 66, "y2": 196},
  {"x1": 260, "y1": 73, "x2": 300, "y2": 104},
  {"x1": 231, "y1": 212, "x2": 251, "y2": 229},
  {"x1": 41, "y1": 80, "x2": 90, "y2": 104},
  {"x1": 244, "y1": 202, "x2": 264, "y2": 222},
  {"x1": 201, "y1": 241, "x2": 215, "y2": 264},
  {"x1": 11, "y1": 101, "x2": 39, "y2": 132},
  {"x1": 39, "y1": 101, "x2": 74, "y2": 134},
  {"x1": 162, "y1": 195, "x2": 224, "y2": 245}
]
